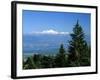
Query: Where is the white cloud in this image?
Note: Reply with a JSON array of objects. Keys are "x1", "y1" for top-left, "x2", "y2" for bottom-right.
[
  {"x1": 42, "y1": 29, "x2": 58, "y2": 34},
  {"x1": 30, "y1": 29, "x2": 69, "y2": 35}
]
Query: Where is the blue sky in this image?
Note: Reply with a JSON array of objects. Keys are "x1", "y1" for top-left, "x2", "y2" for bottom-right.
[{"x1": 22, "y1": 10, "x2": 91, "y2": 35}]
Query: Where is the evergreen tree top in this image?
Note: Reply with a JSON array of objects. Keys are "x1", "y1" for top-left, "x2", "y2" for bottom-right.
[
  {"x1": 59, "y1": 44, "x2": 65, "y2": 54},
  {"x1": 75, "y1": 20, "x2": 79, "y2": 27}
]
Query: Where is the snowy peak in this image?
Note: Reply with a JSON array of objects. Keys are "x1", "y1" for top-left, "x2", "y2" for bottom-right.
[{"x1": 30, "y1": 29, "x2": 69, "y2": 35}]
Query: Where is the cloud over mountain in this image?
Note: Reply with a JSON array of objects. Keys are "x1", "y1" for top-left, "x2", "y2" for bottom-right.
[{"x1": 30, "y1": 29, "x2": 69, "y2": 35}]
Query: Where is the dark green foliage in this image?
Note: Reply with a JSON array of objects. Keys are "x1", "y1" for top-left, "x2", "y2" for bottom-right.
[
  {"x1": 68, "y1": 20, "x2": 90, "y2": 67},
  {"x1": 33, "y1": 54, "x2": 42, "y2": 68},
  {"x1": 23, "y1": 54, "x2": 55, "y2": 69},
  {"x1": 23, "y1": 57, "x2": 36, "y2": 69},
  {"x1": 80, "y1": 45, "x2": 91, "y2": 66},
  {"x1": 59, "y1": 44, "x2": 65, "y2": 54},
  {"x1": 41, "y1": 55, "x2": 54, "y2": 68},
  {"x1": 55, "y1": 44, "x2": 68, "y2": 67}
]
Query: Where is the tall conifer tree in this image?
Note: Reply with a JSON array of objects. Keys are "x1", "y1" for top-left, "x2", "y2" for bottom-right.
[
  {"x1": 55, "y1": 44, "x2": 67, "y2": 67},
  {"x1": 68, "y1": 20, "x2": 90, "y2": 66}
]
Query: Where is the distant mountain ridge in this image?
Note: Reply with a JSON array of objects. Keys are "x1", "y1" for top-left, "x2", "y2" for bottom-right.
[{"x1": 23, "y1": 34, "x2": 90, "y2": 56}]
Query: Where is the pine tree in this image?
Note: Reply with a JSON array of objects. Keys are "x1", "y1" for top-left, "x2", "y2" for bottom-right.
[
  {"x1": 24, "y1": 57, "x2": 37, "y2": 69},
  {"x1": 55, "y1": 44, "x2": 67, "y2": 67},
  {"x1": 68, "y1": 20, "x2": 90, "y2": 66},
  {"x1": 41, "y1": 55, "x2": 54, "y2": 68},
  {"x1": 33, "y1": 54, "x2": 42, "y2": 68}
]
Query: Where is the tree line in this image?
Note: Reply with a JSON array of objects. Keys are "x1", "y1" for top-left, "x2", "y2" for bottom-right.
[{"x1": 23, "y1": 20, "x2": 91, "y2": 69}]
